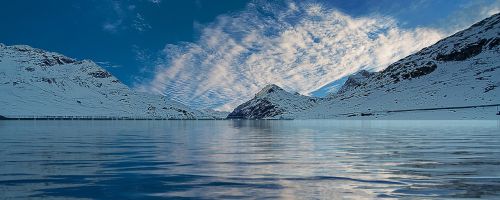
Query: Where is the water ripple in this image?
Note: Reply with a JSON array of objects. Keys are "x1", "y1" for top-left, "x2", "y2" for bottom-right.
[{"x1": 0, "y1": 120, "x2": 499, "y2": 199}]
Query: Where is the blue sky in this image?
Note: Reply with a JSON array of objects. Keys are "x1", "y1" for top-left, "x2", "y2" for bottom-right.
[
  {"x1": 1, "y1": 0, "x2": 499, "y2": 110},
  {"x1": 0, "y1": 0, "x2": 250, "y2": 82}
]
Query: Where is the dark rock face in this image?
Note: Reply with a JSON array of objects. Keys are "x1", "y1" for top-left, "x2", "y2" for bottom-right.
[
  {"x1": 435, "y1": 39, "x2": 488, "y2": 61},
  {"x1": 161, "y1": 106, "x2": 196, "y2": 119},
  {"x1": 484, "y1": 84, "x2": 497, "y2": 93},
  {"x1": 488, "y1": 37, "x2": 500, "y2": 49},
  {"x1": 88, "y1": 70, "x2": 112, "y2": 78},
  {"x1": 40, "y1": 55, "x2": 76, "y2": 66},
  {"x1": 59, "y1": 57, "x2": 76, "y2": 64},
  {"x1": 41, "y1": 77, "x2": 56, "y2": 84},
  {"x1": 227, "y1": 99, "x2": 284, "y2": 119},
  {"x1": 401, "y1": 61, "x2": 437, "y2": 80},
  {"x1": 367, "y1": 59, "x2": 439, "y2": 85}
]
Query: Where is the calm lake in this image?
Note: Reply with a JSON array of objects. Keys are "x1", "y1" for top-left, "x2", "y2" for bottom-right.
[{"x1": 1, "y1": 120, "x2": 499, "y2": 199}]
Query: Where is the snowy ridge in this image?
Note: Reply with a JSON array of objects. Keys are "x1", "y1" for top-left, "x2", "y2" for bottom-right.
[
  {"x1": 227, "y1": 84, "x2": 319, "y2": 119},
  {"x1": 0, "y1": 44, "x2": 219, "y2": 119},
  {"x1": 335, "y1": 70, "x2": 375, "y2": 95},
  {"x1": 201, "y1": 109, "x2": 230, "y2": 119},
  {"x1": 230, "y1": 13, "x2": 500, "y2": 119}
]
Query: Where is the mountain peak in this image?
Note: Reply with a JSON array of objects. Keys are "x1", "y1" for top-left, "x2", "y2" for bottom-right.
[
  {"x1": 337, "y1": 70, "x2": 375, "y2": 94},
  {"x1": 255, "y1": 84, "x2": 284, "y2": 97}
]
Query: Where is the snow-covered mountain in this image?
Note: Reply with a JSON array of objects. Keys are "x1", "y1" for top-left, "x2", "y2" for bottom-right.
[
  {"x1": 0, "y1": 44, "x2": 218, "y2": 119},
  {"x1": 227, "y1": 84, "x2": 319, "y2": 119},
  {"x1": 201, "y1": 109, "x2": 230, "y2": 119},
  {"x1": 230, "y1": 13, "x2": 500, "y2": 119}
]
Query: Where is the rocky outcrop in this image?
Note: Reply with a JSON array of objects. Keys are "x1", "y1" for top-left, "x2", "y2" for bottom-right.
[
  {"x1": 435, "y1": 39, "x2": 489, "y2": 61},
  {"x1": 227, "y1": 98, "x2": 284, "y2": 119},
  {"x1": 227, "y1": 84, "x2": 319, "y2": 119},
  {"x1": 88, "y1": 70, "x2": 112, "y2": 78},
  {"x1": 337, "y1": 70, "x2": 375, "y2": 94}
]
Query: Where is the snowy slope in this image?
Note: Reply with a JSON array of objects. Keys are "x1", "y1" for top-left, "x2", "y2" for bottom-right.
[
  {"x1": 230, "y1": 13, "x2": 500, "y2": 119},
  {"x1": 227, "y1": 84, "x2": 319, "y2": 119},
  {"x1": 0, "y1": 44, "x2": 217, "y2": 119}
]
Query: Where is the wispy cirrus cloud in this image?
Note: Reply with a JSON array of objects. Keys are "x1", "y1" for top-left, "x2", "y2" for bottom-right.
[
  {"x1": 137, "y1": 1, "x2": 445, "y2": 111},
  {"x1": 95, "y1": 61, "x2": 121, "y2": 68},
  {"x1": 102, "y1": 1, "x2": 125, "y2": 33},
  {"x1": 102, "y1": 1, "x2": 154, "y2": 33},
  {"x1": 133, "y1": 13, "x2": 152, "y2": 32},
  {"x1": 148, "y1": 0, "x2": 162, "y2": 5},
  {"x1": 438, "y1": 1, "x2": 500, "y2": 33}
]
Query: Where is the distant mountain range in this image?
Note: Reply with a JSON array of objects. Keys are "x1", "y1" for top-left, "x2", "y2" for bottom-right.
[
  {"x1": 0, "y1": 44, "x2": 221, "y2": 119},
  {"x1": 1, "y1": 13, "x2": 499, "y2": 120},
  {"x1": 228, "y1": 13, "x2": 500, "y2": 119}
]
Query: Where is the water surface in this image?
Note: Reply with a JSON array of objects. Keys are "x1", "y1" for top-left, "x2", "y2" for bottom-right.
[{"x1": 1, "y1": 120, "x2": 499, "y2": 199}]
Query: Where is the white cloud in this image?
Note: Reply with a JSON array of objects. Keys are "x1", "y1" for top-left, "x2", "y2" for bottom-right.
[
  {"x1": 102, "y1": 1, "x2": 154, "y2": 33},
  {"x1": 102, "y1": 1, "x2": 125, "y2": 33},
  {"x1": 138, "y1": 1, "x2": 444, "y2": 111},
  {"x1": 148, "y1": 0, "x2": 161, "y2": 5},
  {"x1": 102, "y1": 21, "x2": 121, "y2": 32},
  {"x1": 437, "y1": 0, "x2": 500, "y2": 34},
  {"x1": 95, "y1": 61, "x2": 121, "y2": 68},
  {"x1": 133, "y1": 13, "x2": 152, "y2": 32}
]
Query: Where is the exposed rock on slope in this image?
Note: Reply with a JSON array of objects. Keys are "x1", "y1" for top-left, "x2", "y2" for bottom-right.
[
  {"x1": 336, "y1": 70, "x2": 375, "y2": 95},
  {"x1": 0, "y1": 44, "x2": 217, "y2": 119}
]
